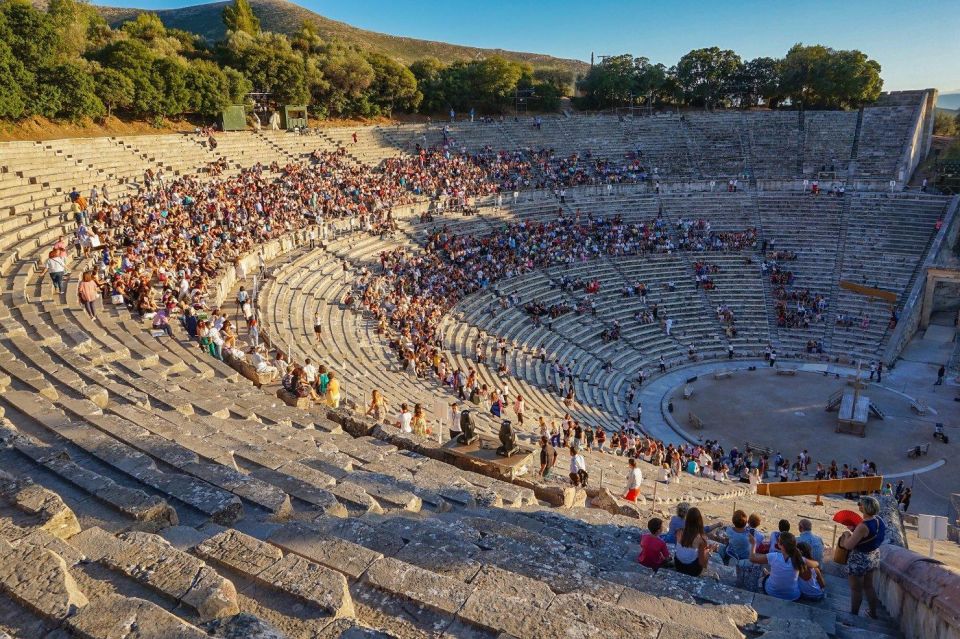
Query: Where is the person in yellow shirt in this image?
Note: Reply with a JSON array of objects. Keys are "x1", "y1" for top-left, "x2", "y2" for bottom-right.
[{"x1": 326, "y1": 371, "x2": 341, "y2": 408}]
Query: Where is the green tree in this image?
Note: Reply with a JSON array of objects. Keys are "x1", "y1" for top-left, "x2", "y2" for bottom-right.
[
  {"x1": 410, "y1": 57, "x2": 447, "y2": 112},
  {"x1": 0, "y1": 38, "x2": 29, "y2": 119},
  {"x1": 824, "y1": 49, "x2": 882, "y2": 108},
  {"x1": 781, "y1": 44, "x2": 881, "y2": 108},
  {"x1": 94, "y1": 67, "x2": 134, "y2": 117},
  {"x1": 0, "y1": 1, "x2": 59, "y2": 69},
  {"x1": 35, "y1": 61, "x2": 105, "y2": 121},
  {"x1": 312, "y1": 42, "x2": 374, "y2": 114},
  {"x1": 222, "y1": 0, "x2": 260, "y2": 36},
  {"x1": 223, "y1": 65, "x2": 253, "y2": 104},
  {"x1": 185, "y1": 59, "x2": 233, "y2": 116},
  {"x1": 222, "y1": 31, "x2": 309, "y2": 105},
  {"x1": 151, "y1": 57, "x2": 190, "y2": 117},
  {"x1": 672, "y1": 47, "x2": 742, "y2": 108},
  {"x1": 121, "y1": 12, "x2": 167, "y2": 42},
  {"x1": 366, "y1": 52, "x2": 420, "y2": 116},
  {"x1": 576, "y1": 54, "x2": 637, "y2": 108},
  {"x1": 735, "y1": 57, "x2": 782, "y2": 108},
  {"x1": 533, "y1": 68, "x2": 574, "y2": 96}
]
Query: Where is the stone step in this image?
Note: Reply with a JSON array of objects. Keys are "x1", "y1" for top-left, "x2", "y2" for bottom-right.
[
  {"x1": 1, "y1": 390, "x2": 243, "y2": 525},
  {"x1": 0, "y1": 537, "x2": 88, "y2": 622},
  {"x1": 0, "y1": 419, "x2": 177, "y2": 526},
  {"x1": 193, "y1": 528, "x2": 355, "y2": 619},
  {"x1": 70, "y1": 527, "x2": 241, "y2": 622}
]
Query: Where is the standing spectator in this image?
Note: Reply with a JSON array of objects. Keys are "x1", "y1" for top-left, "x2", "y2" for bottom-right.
[
  {"x1": 365, "y1": 390, "x2": 388, "y2": 422},
  {"x1": 325, "y1": 371, "x2": 341, "y2": 408},
  {"x1": 935, "y1": 365, "x2": 945, "y2": 385},
  {"x1": 78, "y1": 271, "x2": 100, "y2": 321},
  {"x1": 539, "y1": 436, "x2": 556, "y2": 479},
  {"x1": 42, "y1": 249, "x2": 68, "y2": 296},
  {"x1": 838, "y1": 497, "x2": 886, "y2": 618},
  {"x1": 624, "y1": 458, "x2": 643, "y2": 502},
  {"x1": 899, "y1": 488, "x2": 912, "y2": 512},
  {"x1": 513, "y1": 394, "x2": 525, "y2": 427}
]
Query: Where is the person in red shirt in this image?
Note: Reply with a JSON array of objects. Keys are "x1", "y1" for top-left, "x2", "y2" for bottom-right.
[{"x1": 638, "y1": 518, "x2": 671, "y2": 571}]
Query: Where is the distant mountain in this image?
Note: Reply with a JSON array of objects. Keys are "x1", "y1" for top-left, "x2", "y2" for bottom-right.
[
  {"x1": 938, "y1": 92, "x2": 960, "y2": 111},
  {"x1": 97, "y1": 0, "x2": 590, "y2": 75}
]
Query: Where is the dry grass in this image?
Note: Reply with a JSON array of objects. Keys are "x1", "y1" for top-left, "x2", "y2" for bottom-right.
[{"x1": 0, "y1": 115, "x2": 196, "y2": 142}]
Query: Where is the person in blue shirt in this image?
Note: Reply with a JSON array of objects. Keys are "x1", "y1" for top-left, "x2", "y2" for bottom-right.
[
  {"x1": 796, "y1": 519, "x2": 825, "y2": 564},
  {"x1": 748, "y1": 531, "x2": 810, "y2": 601}
]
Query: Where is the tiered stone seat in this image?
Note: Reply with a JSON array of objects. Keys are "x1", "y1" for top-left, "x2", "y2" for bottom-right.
[
  {"x1": 858, "y1": 105, "x2": 917, "y2": 180},
  {"x1": 828, "y1": 195, "x2": 942, "y2": 358},
  {"x1": 803, "y1": 111, "x2": 857, "y2": 177},
  {"x1": 0, "y1": 120, "x2": 949, "y2": 638}
]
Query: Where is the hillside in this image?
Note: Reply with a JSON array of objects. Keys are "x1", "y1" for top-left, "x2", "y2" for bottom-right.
[
  {"x1": 97, "y1": 0, "x2": 590, "y2": 75},
  {"x1": 938, "y1": 92, "x2": 960, "y2": 111}
]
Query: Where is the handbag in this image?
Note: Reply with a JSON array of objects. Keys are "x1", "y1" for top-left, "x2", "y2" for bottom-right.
[
  {"x1": 833, "y1": 544, "x2": 850, "y2": 565},
  {"x1": 111, "y1": 294, "x2": 124, "y2": 305}
]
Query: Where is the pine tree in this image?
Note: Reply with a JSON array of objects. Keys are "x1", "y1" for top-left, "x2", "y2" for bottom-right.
[{"x1": 223, "y1": 0, "x2": 260, "y2": 36}]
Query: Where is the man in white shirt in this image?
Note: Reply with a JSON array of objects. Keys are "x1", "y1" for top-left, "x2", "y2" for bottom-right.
[
  {"x1": 568, "y1": 447, "x2": 587, "y2": 487},
  {"x1": 397, "y1": 403, "x2": 413, "y2": 433},
  {"x1": 249, "y1": 347, "x2": 278, "y2": 381}
]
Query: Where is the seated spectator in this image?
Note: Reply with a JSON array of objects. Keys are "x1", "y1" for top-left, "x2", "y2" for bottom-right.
[
  {"x1": 797, "y1": 542, "x2": 827, "y2": 602},
  {"x1": 638, "y1": 518, "x2": 671, "y2": 571},
  {"x1": 769, "y1": 519, "x2": 791, "y2": 550},
  {"x1": 747, "y1": 531, "x2": 809, "y2": 601},
  {"x1": 249, "y1": 346, "x2": 279, "y2": 382},
  {"x1": 674, "y1": 507, "x2": 717, "y2": 577},
  {"x1": 797, "y1": 519, "x2": 825, "y2": 564},
  {"x1": 747, "y1": 513, "x2": 766, "y2": 547},
  {"x1": 715, "y1": 509, "x2": 752, "y2": 564}
]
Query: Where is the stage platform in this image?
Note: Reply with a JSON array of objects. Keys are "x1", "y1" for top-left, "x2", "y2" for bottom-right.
[
  {"x1": 837, "y1": 391, "x2": 870, "y2": 436},
  {"x1": 442, "y1": 437, "x2": 534, "y2": 480}
]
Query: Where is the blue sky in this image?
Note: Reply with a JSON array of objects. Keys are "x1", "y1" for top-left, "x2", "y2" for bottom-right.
[{"x1": 99, "y1": 0, "x2": 960, "y2": 93}]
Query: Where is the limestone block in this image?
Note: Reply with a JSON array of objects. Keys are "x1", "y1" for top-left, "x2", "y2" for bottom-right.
[
  {"x1": 0, "y1": 538, "x2": 88, "y2": 620},
  {"x1": 66, "y1": 594, "x2": 208, "y2": 639},
  {"x1": 363, "y1": 556, "x2": 473, "y2": 615},
  {"x1": 570, "y1": 488, "x2": 588, "y2": 509},
  {"x1": 0, "y1": 478, "x2": 81, "y2": 539},
  {"x1": 616, "y1": 589, "x2": 750, "y2": 639},
  {"x1": 194, "y1": 529, "x2": 282, "y2": 576},
  {"x1": 80, "y1": 384, "x2": 109, "y2": 409},
  {"x1": 588, "y1": 487, "x2": 621, "y2": 515},
  {"x1": 458, "y1": 587, "x2": 587, "y2": 638},
  {"x1": 550, "y1": 592, "x2": 663, "y2": 638},
  {"x1": 74, "y1": 527, "x2": 239, "y2": 622},
  {"x1": 469, "y1": 566, "x2": 555, "y2": 609},
  {"x1": 269, "y1": 523, "x2": 382, "y2": 580},
  {"x1": 329, "y1": 482, "x2": 384, "y2": 515},
  {"x1": 260, "y1": 553, "x2": 355, "y2": 618}
]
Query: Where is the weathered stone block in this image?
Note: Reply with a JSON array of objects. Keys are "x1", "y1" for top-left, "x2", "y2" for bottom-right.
[{"x1": 0, "y1": 538, "x2": 88, "y2": 620}]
